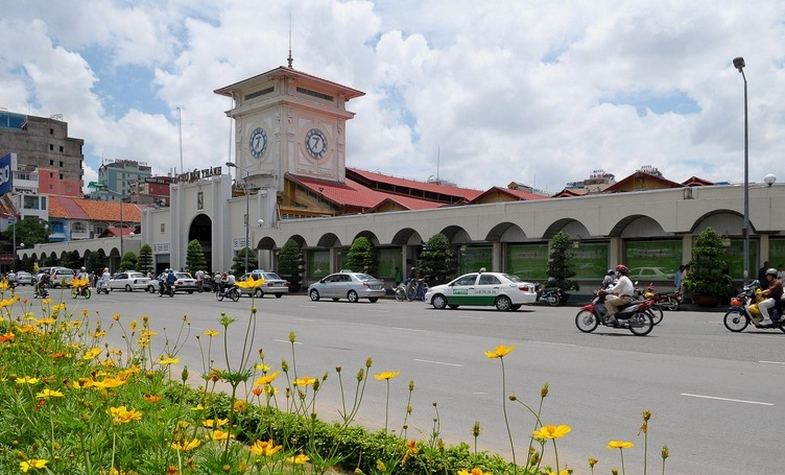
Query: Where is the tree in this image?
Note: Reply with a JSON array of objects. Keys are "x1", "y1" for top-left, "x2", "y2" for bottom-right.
[
  {"x1": 41, "y1": 254, "x2": 58, "y2": 267},
  {"x1": 344, "y1": 237, "x2": 377, "y2": 275},
  {"x1": 277, "y1": 239, "x2": 304, "y2": 291},
  {"x1": 9, "y1": 217, "x2": 49, "y2": 248},
  {"x1": 546, "y1": 231, "x2": 578, "y2": 290},
  {"x1": 118, "y1": 251, "x2": 138, "y2": 272},
  {"x1": 231, "y1": 247, "x2": 258, "y2": 275},
  {"x1": 683, "y1": 227, "x2": 732, "y2": 299},
  {"x1": 185, "y1": 239, "x2": 207, "y2": 273},
  {"x1": 138, "y1": 244, "x2": 153, "y2": 274},
  {"x1": 61, "y1": 250, "x2": 82, "y2": 270},
  {"x1": 418, "y1": 233, "x2": 458, "y2": 285},
  {"x1": 86, "y1": 250, "x2": 108, "y2": 275}
]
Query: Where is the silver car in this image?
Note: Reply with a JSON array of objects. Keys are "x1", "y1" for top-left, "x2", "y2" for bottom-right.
[
  {"x1": 237, "y1": 270, "x2": 289, "y2": 298},
  {"x1": 108, "y1": 271, "x2": 151, "y2": 291},
  {"x1": 15, "y1": 271, "x2": 34, "y2": 285},
  {"x1": 307, "y1": 272, "x2": 386, "y2": 303}
]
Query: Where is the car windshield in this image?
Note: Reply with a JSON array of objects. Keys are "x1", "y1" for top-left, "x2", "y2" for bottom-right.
[
  {"x1": 263, "y1": 272, "x2": 282, "y2": 280},
  {"x1": 502, "y1": 274, "x2": 522, "y2": 283},
  {"x1": 354, "y1": 274, "x2": 373, "y2": 281}
]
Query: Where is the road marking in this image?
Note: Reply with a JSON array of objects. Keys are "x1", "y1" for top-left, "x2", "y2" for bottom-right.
[
  {"x1": 365, "y1": 309, "x2": 389, "y2": 313},
  {"x1": 680, "y1": 393, "x2": 774, "y2": 406},
  {"x1": 392, "y1": 327, "x2": 425, "y2": 332},
  {"x1": 414, "y1": 358, "x2": 463, "y2": 367},
  {"x1": 273, "y1": 339, "x2": 303, "y2": 345},
  {"x1": 472, "y1": 391, "x2": 487, "y2": 395},
  {"x1": 529, "y1": 340, "x2": 577, "y2": 348},
  {"x1": 759, "y1": 360, "x2": 785, "y2": 365},
  {"x1": 450, "y1": 314, "x2": 485, "y2": 319},
  {"x1": 300, "y1": 305, "x2": 319, "y2": 309}
]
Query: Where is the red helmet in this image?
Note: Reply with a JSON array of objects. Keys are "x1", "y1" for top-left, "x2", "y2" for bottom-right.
[{"x1": 615, "y1": 264, "x2": 629, "y2": 275}]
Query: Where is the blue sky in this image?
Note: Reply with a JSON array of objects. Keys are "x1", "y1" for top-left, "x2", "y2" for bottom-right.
[{"x1": 1, "y1": 0, "x2": 784, "y2": 192}]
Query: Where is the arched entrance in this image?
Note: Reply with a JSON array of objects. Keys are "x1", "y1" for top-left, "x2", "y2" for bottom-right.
[{"x1": 188, "y1": 214, "x2": 212, "y2": 271}]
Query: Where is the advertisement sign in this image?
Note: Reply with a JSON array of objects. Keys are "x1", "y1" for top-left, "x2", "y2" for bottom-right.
[
  {"x1": 307, "y1": 250, "x2": 330, "y2": 280},
  {"x1": 624, "y1": 240, "x2": 682, "y2": 281},
  {"x1": 506, "y1": 243, "x2": 548, "y2": 281},
  {"x1": 459, "y1": 246, "x2": 493, "y2": 274},
  {"x1": 769, "y1": 239, "x2": 785, "y2": 269},
  {"x1": 0, "y1": 153, "x2": 12, "y2": 197},
  {"x1": 725, "y1": 239, "x2": 759, "y2": 279},
  {"x1": 376, "y1": 247, "x2": 402, "y2": 278},
  {"x1": 572, "y1": 242, "x2": 609, "y2": 279}
]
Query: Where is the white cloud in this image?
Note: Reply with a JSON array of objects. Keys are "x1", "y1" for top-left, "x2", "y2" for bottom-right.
[{"x1": 1, "y1": 0, "x2": 784, "y2": 193}]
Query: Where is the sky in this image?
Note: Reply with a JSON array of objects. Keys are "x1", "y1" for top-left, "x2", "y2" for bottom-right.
[{"x1": 1, "y1": 0, "x2": 784, "y2": 193}]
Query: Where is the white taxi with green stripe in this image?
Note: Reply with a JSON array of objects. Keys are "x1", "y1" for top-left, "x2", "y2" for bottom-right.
[{"x1": 425, "y1": 272, "x2": 537, "y2": 311}]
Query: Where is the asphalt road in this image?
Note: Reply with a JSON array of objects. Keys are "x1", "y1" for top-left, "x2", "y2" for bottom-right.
[{"x1": 19, "y1": 286, "x2": 784, "y2": 475}]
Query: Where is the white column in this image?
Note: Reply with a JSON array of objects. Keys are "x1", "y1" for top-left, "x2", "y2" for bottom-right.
[
  {"x1": 759, "y1": 234, "x2": 769, "y2": 266},
  {"x1": 681, "y1": 235, "x2": 693, "y2": 265},
  {"x1": 492, "y1": 242, "x2": 503, "y2": 272}
]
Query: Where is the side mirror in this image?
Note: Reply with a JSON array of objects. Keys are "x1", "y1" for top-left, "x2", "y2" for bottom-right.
[{"x1": 634, "y1": 281, "x2": 639, "y2": 286}]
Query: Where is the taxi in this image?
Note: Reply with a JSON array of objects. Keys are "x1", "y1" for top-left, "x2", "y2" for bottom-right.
[{"x1": 424, "y1": 271, "x2": 537, "y2": 311}]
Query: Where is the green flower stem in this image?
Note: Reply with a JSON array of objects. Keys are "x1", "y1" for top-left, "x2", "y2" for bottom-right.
[
  {"x1": 553, "y1": 440, "x2": 561, "y2": 473},
  {"x1": 383, "y1": 379, "x2": 390, "y2": 433},
  {"x1": 620, "y1": 448, "x2": 626, "y2": 475},
  {"x1": 500, "y1": 356, "x2": 517, "y2": 470}
]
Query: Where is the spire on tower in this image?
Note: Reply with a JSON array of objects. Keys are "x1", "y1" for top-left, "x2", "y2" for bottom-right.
[{"x1": 287, "y1": 12, "x2": 294, "y2": 68}]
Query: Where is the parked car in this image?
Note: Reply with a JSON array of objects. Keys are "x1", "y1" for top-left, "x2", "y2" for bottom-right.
[
  {"x1": 15, "y1": 271, "x2": 34, "y2": 285},
  {"x1": 307, "y1": 271, "x2": 386, "y2": 303},
  {"x1": 628, "y1": 267, "x2": 676, "y2": 281},
  {"x1": 108, "y1": 271, "x2": 151, "y2": 291},
  {"x1": 424, "y1": 272, "x2": 537, "y2": 311},
  {"x1": 237, "y1": 270, "x2": 289, "y2": 298},
  {"x1": 147, "y1": 272, "x2": 198, "y2": 294},
  {"x1": 49, "y1": 267, "x2": 76, "y2": 288}
]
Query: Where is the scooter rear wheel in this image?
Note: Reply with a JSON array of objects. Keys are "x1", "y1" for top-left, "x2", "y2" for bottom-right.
[
  {"x1": 723, "y1": 310, "x2": 748, "y2": 332},
  {"x1": 649, "y1": 306, "x2": 664, "y2": 325},
  {"x1": 575, "y1": 310, "x2": 598, "y2": 333},
  {"x1": 628, "y1": 311, "x2": 654, "y2": 336}
]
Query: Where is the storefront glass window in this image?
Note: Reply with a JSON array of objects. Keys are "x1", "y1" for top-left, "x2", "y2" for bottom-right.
[
  {"x1": 624, "y1": 240, "x2": 682, "y2": 282},
  {"x1": 725, "y1": 239, "x2": 759, "y2": 280},
  {"x1": 459, "y1": 246, "x2": 492, "y2": 274},
  {"x1": 506, "y1": 243, "x2": 548, "y2": 281},
  {"x1": 376, "y1": 247, "x2": 402, "y2": 278},
  {"x1": 572, "y1": 242, "x2": 609, "y2": 279},
  {"x1": 306, "y1": 250, "x2": 330, "y2": 280},
  {"x1": 769, "y1": 239, "x2": 785, "y2": 270}
]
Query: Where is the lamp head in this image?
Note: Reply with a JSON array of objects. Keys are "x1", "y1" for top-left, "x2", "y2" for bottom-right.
[
  {"x1": 225, "y1": 162, "x2": 236, "y2": 168},
  {"x1": 257, "y1": 219, "x2": 264, "y2": 227},
  {"x1": 733, "y1": 57, "x2": 745, "y2": 72},
  {"x1": 763, "y1": 173, "x2": 776, "y2": 187}
]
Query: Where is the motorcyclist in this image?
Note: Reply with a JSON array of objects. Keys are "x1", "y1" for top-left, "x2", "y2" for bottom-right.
[
  {"x1": 35, "y1": 271, "x2": 51, "y2": 298},
  {"x1": 98, "y1": 267, "x2": 111, "y2": 292},
  {"x1": 7, "y1": 270, "x2": 16, "y2": 289},
  {"x1": 602, "y1": 269, "x2": 616, "y2": 289},
  {"x1": 166, "y1": 269, "x2": 177, "y2": 292},
  {"x1": 756, "y1": 268, "x2": 783, "y2": 326},
  {"x1": 603, "y1": 264, "x2": 634, "y2": 325},
  {"x1": 77, "y1": 266, "x2": 88, "y2": 280}
]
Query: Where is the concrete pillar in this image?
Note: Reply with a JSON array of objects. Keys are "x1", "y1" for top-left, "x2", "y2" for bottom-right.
[
  {"x1": 681, "y1": 235, "x2": 693, "y2": 265},
  {"x1": 329, "y1": 247, "x2": 338, "y2": 273},
  {"x1": 492, "y1": 242, "x2": 503, "y2": 272},
  {"x1": 760, "y1": 234, "x2": 769, "y2": 266},
  {"x1": 609, "y1": 237, "x2": 623, "y2": 266}
]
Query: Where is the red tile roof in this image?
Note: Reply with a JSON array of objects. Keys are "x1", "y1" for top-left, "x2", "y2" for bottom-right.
[
  {"x1": 602, "y1": 171, "x2": 684, "y2": 193},
  {"x1": 347, "y1": 168, "x2": 483, "y2": 201},
  {"x1": 468, "y1": 186, "x2": 549, "y2": 204},
  {"x1": 288, "y1": 174, "x2": 444, "y2": 211},
  {"x1": 48, "y1": 196, "x2": 141, "y2": 222},
  {"x1": 102, "y1": 226, "x2": 136, "y2": 237}
]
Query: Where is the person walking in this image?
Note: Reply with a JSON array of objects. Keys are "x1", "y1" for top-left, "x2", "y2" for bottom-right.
[{"x1": 758, "y1": 261, "x2": 770, "y2": 290}]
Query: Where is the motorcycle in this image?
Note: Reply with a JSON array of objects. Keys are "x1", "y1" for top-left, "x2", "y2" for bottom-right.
[
  {"x1": 633, "y1": 284, "x2": 669, "y2": 325},
  {"x1": 158, "y1": 281, "x2": 175, "y2": 298},
  {"x1": 537, "y1": 286, "x2": 569, "y2": 306},
  {"x1": 71, "y1": 284, "x2": 92, "y2": 300},
  {"x1": 216, "y1": 285, "x2": 240, "y2": 302},
  {"x1": 394, "y1": 279, "x2": 428, "y2": 302},
  {"x1": 575, "y1": 290, "x2": 656, "y2": 336},
  {"x1": 724, "y1": 281, "x2": 785, "y2": 333},
  {"x1": 96, "y1": 280, "x2": 110, "y2": 295},
  {"x1": 34, "y1": 282, "x2": 49, "y2": 299}
]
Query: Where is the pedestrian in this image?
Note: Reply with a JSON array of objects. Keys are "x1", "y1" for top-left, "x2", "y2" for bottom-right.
[
  {"x1": 393, "y1": 266, "x2": 402, "y2": 287},
  {"x1": 778, "y1": 264, "x2": 785, "y2": 281},
  {"x1": 195, "y1": 269, "x2": 204, "y2": 292},
  {"x1": 674, "y1": 265, "x2": 685, "y2": 292},
  {"x1": 758, "y1": 261, "x2": 770, "y2": 290}
]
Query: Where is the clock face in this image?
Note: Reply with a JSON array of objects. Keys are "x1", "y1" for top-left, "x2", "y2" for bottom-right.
[
  {"x1": 305, "y1": 128, "x2": 328, "y2": 160},
  {"x1": 248, "y1": 127, "x2": 267, "y2": 158}
]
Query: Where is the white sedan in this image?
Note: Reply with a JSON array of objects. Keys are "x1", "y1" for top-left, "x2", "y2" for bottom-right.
[
  {"x1": 108, "y1": 271, "x2": 151, "y2": 291},
  {"x1": 424, "y1": 272, "x2": 537, "y2": 311}
]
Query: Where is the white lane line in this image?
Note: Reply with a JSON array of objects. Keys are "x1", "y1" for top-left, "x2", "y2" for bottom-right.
[
  {"x1": 529, "y1": 340, "x2": 577, "y2": 348},
  {"x1": 392, "y1": 327, "x2": 425, "y2": 332},
  {"x1": 759, "y1": 360, "x2": 785, "y2": 365},
  {"x1": 365, "y1": 309, "x2": 389, "y2": 313},
  {"x1": 300, "y1": 305, "x2": 319, "y2": 309},
  {"x1": 680, "y1": 393, "x2": 774, "y2": 406},
  {"x1": 450, "y1": 314, "x2": 485, "y2": 319},
  {"x1": 472, "y1": 391, "x2": 487, "y2": 395},
  {"x1": 414, "y1": 358, "x2": 463, "y2": 367},
  {"x1": 273, "y1": 339, "x2": 303, "y2": 345}
]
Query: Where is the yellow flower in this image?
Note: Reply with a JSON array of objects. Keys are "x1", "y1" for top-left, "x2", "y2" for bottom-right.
[
  {"x1": 128, "y1": 320, "x2": 138, "y2": 331},
  {"x1": 236, "y1": 276, "x2": 266, "y2": 289},
  {"x1": 288, "y1": 454, "x2": 309, "y2": 464},
  {"x1": 233, "y1": 399, "x2": 248, "y2": 411},
  {"x1": 19, "y1": 459, "x2": 48, "y2": 472},
  {"x1": 374, "y1": 371, "x2": 401, "y2": 381},
  {"x1": 143, "y1": 394, "x2": 162, "y2": 404},
  {"x1": 457, "y1": 469, "x2": 491, "y2": 475},
  {"x1": 547, "y1": 470, "x2": 570, "y2": 475},
  {"x1": 15, "y1": 376, "x2": 40, "y2": 385},
  {"x1": 108, "y1": 406, "x2": 142, "y2": 424},
  {"x1": 191, "y1": 404, "x2": 205, "y2": 411},
  {"x1": 608, "y1": 440, "x2": 634, "y2": 449},
  {"x1": 35, "y1": 388, "x2": 64, "y2": 399},
  {"x1": 484, "y1": 344, "x2": 514, "y2": 359},
  {"x1": 203, "y1": 329, "x2": 220, "y2": 337},
  {"x1": 50, "y1": 303, "x2": 66, "y2": 313},
  {"x1": 91, "y1": 329, "x2": 107, "y2": 338},
  {"x1": 255, "y1": 363, "x2": 271, "y2": 372},
  {"x1": 140, "y1": 329, "x2": 157, "y2": 338},
  {"x1": 254, "y1": 371, "x2": 280, "y2": 386},
  {"x1": 0, "y1": 280, "x2": 8, "y2": 291},
  {"x1": 532, "y1": 424, "x2": 572, "y2": 440},
  {"x1": 170, "y1": 438, "x2": 201, "y2": 452},
  {"x1": 92, "y1": 377, "x2": 125, "y2": 389},
  {"x1": 71, "y1": 277, "x2": 90, "y2": 288},
  {"x1": 588, "y1": 457, "x2": 598, "y2": 467},
  {"x1": 248, "y1": 439, "x2": 283, "y2": 457},
  {"x1": 211, "y1": 430, "x2": 230, "y2": 441},
  {"x1": 294, "y1": 376, "x2": 317, "y2": 387},
  {"x1": 159, "y1": 355, "x2": 180, "y2": 366},
  {"x1": 82, "y1": 347, "x2": 102, "y2": 360},
  {"x1": 202, "y1": 418, "x2": 229, "y2": 428},
  {"x1": 70, "y1": 378, "x2": 94, "y2": 389}
]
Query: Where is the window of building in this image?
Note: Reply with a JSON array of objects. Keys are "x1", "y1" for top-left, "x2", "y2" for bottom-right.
[
  {"x1": 49, "y1": 128, "x2": 54, "y2": 135},
  {"x1": 59, "y1": 173, "x2": 63, "y2": 179},
  {"x1": 296, "y1": 87, "x2": 334, "y2": 102},
  {"x1": 49, "y1": 144, "x2": 53, "y2": 151},
  {"x1": 59, "y1": 161, "x2": 63, "y2": 167},
  {"x1": 49, "y1": 160, "x2": 53, "y2": 166},
  {"x1": 72, "y1": 222, "x2": 86, "y2": 233},
  {"x1": 49, "y1": 172, "x2": 53, "y2": 178},
  {"x1": 59, "y1": 146, "x2": 63, "y2": 152},
  {"x1": 197, "y1": 192, "x2": 204, "y2": 210},
  {"x1": 23, "y1": 196, "x2": 38, "y2": 209},
  {"x1": 41, "y1": 197, "x2": 46, "y2": 210},
  {"x1": 160, "y1": 223, "x2": 165, "y2": 233}
]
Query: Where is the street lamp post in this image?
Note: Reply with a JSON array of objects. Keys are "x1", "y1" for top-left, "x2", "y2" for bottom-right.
[
  {"x1": 226, "y1": 162, "x2": 251, "y2": 274},
  {"x1": 733, "y1": 56, "x2": 750, "y2": 281}
]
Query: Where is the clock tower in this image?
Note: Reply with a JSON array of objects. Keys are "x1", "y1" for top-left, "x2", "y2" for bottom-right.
[{"x1": 214, "y1": 66, "x2": 365, "y2": 192}]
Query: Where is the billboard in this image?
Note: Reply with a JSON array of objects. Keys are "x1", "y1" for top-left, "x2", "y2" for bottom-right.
[{"x1": 0, "y1": 153, "x2": 12, "y2": 197}]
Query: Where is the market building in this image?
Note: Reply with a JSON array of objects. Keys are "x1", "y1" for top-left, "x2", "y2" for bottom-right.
[{"x1": 21, "y1": 63, "x2": 785, "y2": 290}]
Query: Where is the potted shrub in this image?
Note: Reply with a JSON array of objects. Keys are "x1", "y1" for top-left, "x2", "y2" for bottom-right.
[{"x1": 683, "y1": 227, "x2": 732, "y2": 306}]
